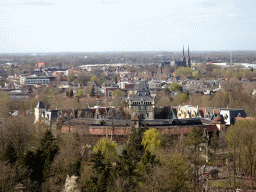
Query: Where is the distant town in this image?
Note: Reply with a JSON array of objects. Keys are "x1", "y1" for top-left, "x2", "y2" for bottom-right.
[{"x1": 1, "y1": 49, "x2": 256, "y2": 191}]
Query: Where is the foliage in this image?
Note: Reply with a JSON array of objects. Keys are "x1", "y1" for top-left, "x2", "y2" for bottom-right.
[
  {"x1": 210, "y1": 130, "x2": 219, "y2": 151},
  {"x1": 67, "y1": 73, "x2": 75, "y2": 82},
  {"x1": 113, "y1": 76, "x2": 118, "y2": 84},
  {"x1": 173, "y1": 92, "x2": 189, "y2": 105},
  {"x1": 2, "y1": 116, "x2": 34, "y2": 159},
  {"x1": 112, "y1": 89, "x2": 123, "y2": 97},
  {"x1": 192, "y1": 70, "x2": 200, "y2": 79},
  {"x1": 226, "y1": 119, "x2": 256, "y2": 179},
  {"x1": 83, "y1": 150, "x2": 111, "y2": 192},
  {"x1": 22, "y1": 129, "x2": 58, "y2": 186},
  {"x1": 108, "y1": 126, "x2": 145, "y2": 191},
  {"x1": 169, "y1": 82, "x2": 182, "y2": 91},
  {"x1": 138, "y1": 150, "x2": 159, "y2": 174},
  {"x1": 90, "y1": 75, "x2": 98, "y2": 82},
  {"x1": 93, "y1": 138, "x2": 118, "y2": 162},
  {"x1": 70, "y1": 90, "x2": 74, "y2": 97},
  {"x1": 76, "y1": 73, "x2": 89, "y2": 85},
  {"x1": 141, "y1": 128, "x2": 162, "y2": 152},
  {"x1": 126, "y1": 126, "x2": 144, "y2": 164},
  {"x1": 175, "y1": 67, "x2": 192, "y2": 76},
  {"x1": 0, "y1": 92, "x2": 9, "y2": 118},
  {"x1": 77, "y1": 89, "x2": 83, "y2": 97},
  {"x1": 2, "y1": 141, "x2": 17, "y2": 166},
  {"x1": 184, "y1": 127, "x2": 204, "y2": 191},
  {"x1": 161, "y1": 152, "x2": 192, "y2": 192},
  {"x1": 47, "y1": 88, "x2": 55, "y2": 104},
  {"x1": 138, "y1": 151, "x2": 192, "y2": 192},
  {"x1": 89, "y1": 86, "x2": 96, "y2": 97},
  {"x1": 210, "y1": 181, "x2": 242, "y2": 189},
  {"x1": 185, "y1": 127, "x2": 203, "y2": 150},
  {"x1": 47, "y1": 88, "x2": 55, "y2": 98},
  {"x1": 111, "y1": 149, "x2": 139, "y2": 191}
]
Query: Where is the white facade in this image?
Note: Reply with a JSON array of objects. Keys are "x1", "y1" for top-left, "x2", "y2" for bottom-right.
[
  {"x1": 34, "y1": 101, "x2": 47, "y2": 123},
  {"x1": 20, "y1": 75, "x2": 50, "y2": 85}
]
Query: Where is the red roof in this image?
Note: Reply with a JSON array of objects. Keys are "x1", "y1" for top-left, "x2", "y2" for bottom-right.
[{"x1": 38, "y1": 62, "x2": 46, "y2": 67}]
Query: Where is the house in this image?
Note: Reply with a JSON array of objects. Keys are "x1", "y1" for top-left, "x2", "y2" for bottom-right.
[
  {"x1": 176, "y1": 105, "x2": 202, "y2": 119},
  {"x1": 219, "y1": 108, "x2": 247, "y2": 125},
  {"x1": 148, "y1": 80, "x2": 162, "y2": 89}
]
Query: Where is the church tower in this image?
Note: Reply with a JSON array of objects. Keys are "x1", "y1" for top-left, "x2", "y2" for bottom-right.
[
  {"x1": 186, "y1": 46, "x2": 191, "y2": 68},
  {"x1": 182, "y1": 46, "x2": 186, "y2": 62}
]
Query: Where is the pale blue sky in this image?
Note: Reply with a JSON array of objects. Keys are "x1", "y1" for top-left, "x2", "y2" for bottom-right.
[{"x1": 0, "y1": 0, "x2": 255, "y2": 53}]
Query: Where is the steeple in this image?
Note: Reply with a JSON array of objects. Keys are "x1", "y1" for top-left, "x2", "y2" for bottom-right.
[
  {"x1": 182, "y1": 45, "x2": 186, "y2": 62},
  {"x1": 186, "y1": 45, "x2": 191, "y2": 68}
]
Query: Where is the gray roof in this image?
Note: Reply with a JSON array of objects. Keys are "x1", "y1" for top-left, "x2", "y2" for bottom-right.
[
  {"x1": 131, "y1": 81, "x2": 152, "y2": 100},
  {"x1": 36, "y1": 101, "x2": 46, "y2": 108}
]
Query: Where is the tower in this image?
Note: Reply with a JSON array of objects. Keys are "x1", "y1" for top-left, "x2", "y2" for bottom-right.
[
  {"x1": 128, "y1": 81, "x2": 155, "y2": 120},
  {"x1": 186, "y1": 46, "x2": 191, "y2": 68},
  {"x1": 182, "y1": 46, "x2": 186, "y2": 62},
  {"x1": 34, "y1": 101, "x2": 46, "y2": 123}
]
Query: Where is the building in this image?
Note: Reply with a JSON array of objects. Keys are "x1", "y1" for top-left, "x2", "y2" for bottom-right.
[
  {"x1": 174, "y1": 46, "x2": 191, "y2": 68},
  {"x1": 219, "y1": 108, "x2": 247, "y2": 125},
  {"x1": 147, "y1": 80, "x2": 162, "y2": 89},
  {"x1": 34, "y1": 101, "x2": 47, "y2": 123},
  {"x1": 186, "y1": 46, "x2": 191, "y2": 68},
  {"x1": 20, "y1": 75, "x2": 50, "y2": 86},
  {"x1": 128, "y1": 81, "x2": 156, "y2": 120},
  {"x1": 176, "y1": 105, "x2": 202, "y2": 119}
]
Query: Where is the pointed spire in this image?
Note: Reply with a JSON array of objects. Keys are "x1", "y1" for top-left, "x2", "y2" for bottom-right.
[
  {"x1": 188, "y1": 45, "x2": 190, "y2": 57},
  {"x1": 183, "y1": 45, "x2": 185, "y2": 57}
]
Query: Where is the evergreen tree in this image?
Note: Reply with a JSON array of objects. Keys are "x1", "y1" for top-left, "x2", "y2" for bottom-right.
[
  {"x1": 113, "y1": 76, "x2": 118, "y2": 84},
  {"x1": 90, "y1": 86, "x2": 96, "y2": 97},
  {"x1": 2, "y1": 141, "x2": 17, "y2": 166},
  {"x1": 83, "y1": 150, "x2": 111, "y2": 192},
  {"x1": 138, "y1": 150, "x2": 159, "y2": 175},
  {"x1": 126, "y1": 125, "x2": 144, "y2": 164},
  {"x1": 110, "y1": 126, "x2": 144, "y2": 191},
  {"x1": 70, "y1": 90, "x2": 74, "y2": 97},
  {"x1": 113, "y1": 149, "x2": 138, "y2": 191},
  {"x1": 22, "y1": 130, "x2": 58, "y2": 186}
]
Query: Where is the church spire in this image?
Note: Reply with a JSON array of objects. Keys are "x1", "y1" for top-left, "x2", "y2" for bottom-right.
[
  {"x1": 186, "y1": 45, "x2": 191, "y2": 68},
  {"x1": 182, "y1": 45, "x2": 185, "y2": 62}
]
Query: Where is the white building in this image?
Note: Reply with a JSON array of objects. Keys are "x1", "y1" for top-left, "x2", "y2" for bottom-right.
[
  {"x1": 20, "y1": 75, "x2": 50, "y2": 85},
  {"x1": 34, "y1": 101, "x2": 47, "y2": 123}
]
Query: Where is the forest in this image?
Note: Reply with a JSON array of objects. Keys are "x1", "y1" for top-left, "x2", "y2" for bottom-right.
[{"x1": 1, "y1": 111, "x2": 256, "y2": 191}]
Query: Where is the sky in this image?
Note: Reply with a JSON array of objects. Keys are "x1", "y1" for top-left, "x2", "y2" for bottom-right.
[{"x1": 0, "y1": 0, "x2": 255, "y2": 53}]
